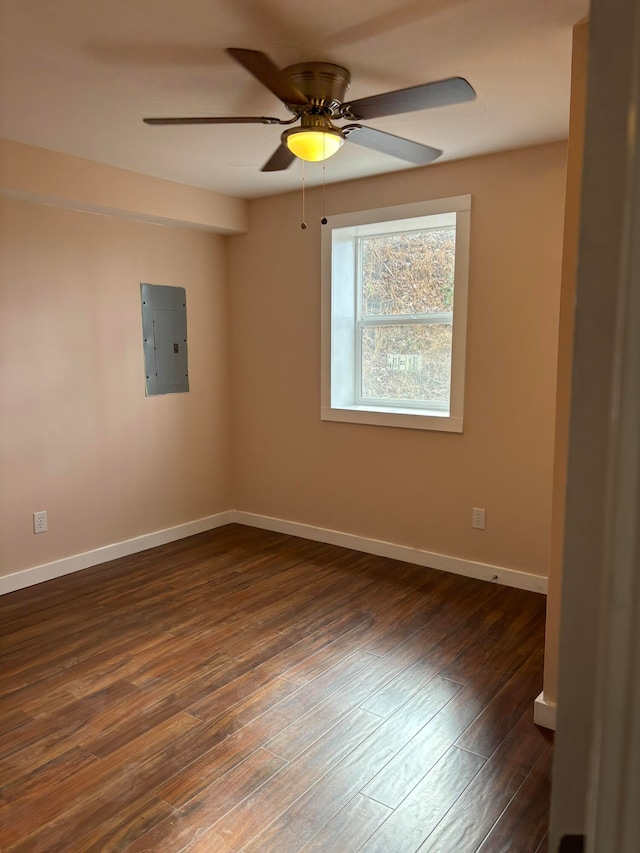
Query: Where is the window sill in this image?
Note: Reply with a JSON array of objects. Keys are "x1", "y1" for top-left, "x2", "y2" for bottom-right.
[{"x1": 320, "y1": 405, "x2": 463, "y2": 432}]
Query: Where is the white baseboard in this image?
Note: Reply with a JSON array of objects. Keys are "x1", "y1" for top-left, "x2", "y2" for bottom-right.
[
  {"x1": 2, "y1": 509, "x2": 548, "y2": 597},
  {"x1": 0, "y1": 511, "x2": 235, "y2": 595},
  {"x1": 534, "y1": 691, "x2": 557, "y2": 730},
  {"x1": 230, "y1": 511, "x2": 548, "y2": 595}
]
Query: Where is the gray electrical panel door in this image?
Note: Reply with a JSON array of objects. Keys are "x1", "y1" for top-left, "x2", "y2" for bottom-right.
[{"x1": 141, "y1": 283, "x2": 189, "y2": 395}]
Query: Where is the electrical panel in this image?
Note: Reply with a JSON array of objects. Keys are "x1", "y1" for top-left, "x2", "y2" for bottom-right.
[{"x1": 141, "y1": 283, "x2": 189, "y2": 396}]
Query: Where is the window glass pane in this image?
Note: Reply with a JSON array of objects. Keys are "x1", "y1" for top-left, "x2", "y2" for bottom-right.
[
  {"x1": 361, "y1": 324, "x2": 452, "y2": 403},
  {"x1": 360, "y1": 227, "x2": 455, "y2": 316}
]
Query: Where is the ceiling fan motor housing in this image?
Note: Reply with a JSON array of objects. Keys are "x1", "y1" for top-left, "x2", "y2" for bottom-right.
[{"x1": 282, "y1": 62, "x2": 351, "y2": 115}]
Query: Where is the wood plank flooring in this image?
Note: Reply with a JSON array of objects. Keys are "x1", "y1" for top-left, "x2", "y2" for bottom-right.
[{"x1": 0, "y1": 524, "x2": 552, "y2": 852}]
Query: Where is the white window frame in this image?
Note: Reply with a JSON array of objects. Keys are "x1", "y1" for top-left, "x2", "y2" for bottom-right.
[{"x1": 321, "y1": 195, "x2": 471, "y2": 432}]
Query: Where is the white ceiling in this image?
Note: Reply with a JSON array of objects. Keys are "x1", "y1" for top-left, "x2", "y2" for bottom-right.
[{"x1": 0, "y1": 0, "x2": 588, "y2": 199}]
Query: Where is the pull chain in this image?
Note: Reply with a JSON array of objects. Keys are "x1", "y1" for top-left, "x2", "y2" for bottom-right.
[
  {"x1": 321, "y1": 161, "x2": 327, "y2": 225},
  {"x1": 300, "y1": 160, "x2": 307, "y2": 230}
]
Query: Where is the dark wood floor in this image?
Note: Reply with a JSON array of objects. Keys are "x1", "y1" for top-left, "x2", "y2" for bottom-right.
[{"x1": 0, "y1": 524, "x2": 552, "y2": 852}]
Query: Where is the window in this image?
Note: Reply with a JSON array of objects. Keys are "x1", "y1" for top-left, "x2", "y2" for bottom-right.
[{"x1": 321, "y1": 195, "x2": 471, "y2": 431}]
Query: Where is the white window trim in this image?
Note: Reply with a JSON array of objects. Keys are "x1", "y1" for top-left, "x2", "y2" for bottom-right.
[{"x1": 321, "y1": 195, "x2": 471, "y2": 432}]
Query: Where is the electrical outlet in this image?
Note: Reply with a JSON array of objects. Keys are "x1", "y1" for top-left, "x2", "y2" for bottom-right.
[
  {"x1": 33, "y1": 511, "x2": 47, "y2": 534},
  {"x1": 472, "y1": 507, "x2": 486, "y2": 530}
]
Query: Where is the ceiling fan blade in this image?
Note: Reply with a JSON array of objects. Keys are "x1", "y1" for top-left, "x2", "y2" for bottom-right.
[
  {"x1": 261, "y1": 145, "x2": 297, "y2": 172},
  {"x1": 344, "y1": 77, "x2": 475, "y2": 120},
  {"x1": 227, "y1": 48, "x2": 309, "y2": 107},
  {"x1": 344, "y1": 125, "x2": 442, "y2": 165},
  {"x1": 143, "y1": 115, "x2": 288, "y2": 125}
]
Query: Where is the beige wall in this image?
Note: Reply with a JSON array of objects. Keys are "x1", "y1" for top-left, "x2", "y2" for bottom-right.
[
  {"x1": 0, "y1": 196, "x2": 232, "y2": 576},
  {"x1": 0, "y1": 139, "x2": 568, "y2": 586},
  {"x1": 543, "y1": 21, "x2": 589, "y2": 706},
  {"x1": 229, "y1": 143, "x2": 567, "y2": 577}
]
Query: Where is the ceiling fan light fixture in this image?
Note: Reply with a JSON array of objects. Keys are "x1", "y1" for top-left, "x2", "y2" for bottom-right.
[
  {"x1": 143, "y1": 49, "x2": 477, "y2": 174},
  {"x1": 282, "y1": 125, "x2": 345, "y2": 162}
]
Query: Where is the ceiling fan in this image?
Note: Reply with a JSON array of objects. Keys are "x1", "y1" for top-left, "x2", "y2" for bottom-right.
[{"x1": 143, "y1": 48, "x2": 476, "y2": 172}]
